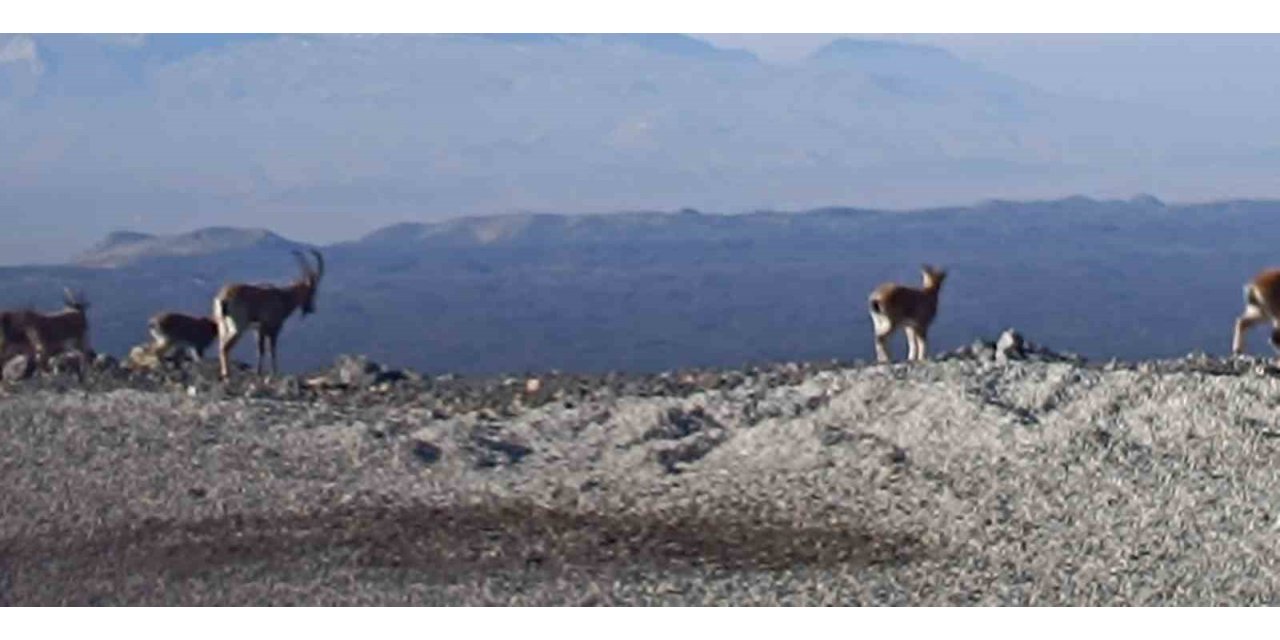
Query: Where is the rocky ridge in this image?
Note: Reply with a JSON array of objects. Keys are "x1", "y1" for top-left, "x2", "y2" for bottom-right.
[{"x1": 5, "y1": 330, "x2": 1280, "y2": 604}]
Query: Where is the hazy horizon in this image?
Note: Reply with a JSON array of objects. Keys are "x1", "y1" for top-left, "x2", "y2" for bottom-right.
[{"x1": 5, "y1": 33, "x2": 1280, "y2": 265}]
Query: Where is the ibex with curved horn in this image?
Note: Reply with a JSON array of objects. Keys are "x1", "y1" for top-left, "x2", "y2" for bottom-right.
[{"x1": 213, "y1": 250, "x2": 325, "y2": 379}]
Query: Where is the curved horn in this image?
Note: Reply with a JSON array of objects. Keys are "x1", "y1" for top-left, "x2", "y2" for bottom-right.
[
  {"x1": 291, "y1": 250, "x2": 314, "y2": 280},
  {"x1": 309, "y1": 249, "x2": 325, "y2": 280}
]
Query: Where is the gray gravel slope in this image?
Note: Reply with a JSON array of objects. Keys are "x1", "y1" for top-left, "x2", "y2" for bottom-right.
[{"x1": 5, "y1": 358, "x2": 1280, "y2": 605}]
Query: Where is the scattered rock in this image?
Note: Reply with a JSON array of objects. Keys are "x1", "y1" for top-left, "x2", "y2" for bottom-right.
[
  {"x1": 127, "y1": 344, "x2": 162, "y2": 370},
  {"x1": 996, "y1": 329, "x2": 1025, "y2": 362},
  {"x1": 887, "y1": 446, "x2": 910, "y2": 466},
  {"x1": 92, "y1": 353, "x2": 119, "y2": 372},
  {"x1": 643, "y1": 406, "x2": 729, "y2": 473},
  {"x1": 334, "y1": 354, "x2": 405, "y2": 388},
  {"x1": 304, "y1": 375, "x2": 336, "y2": 389},
  {"x1": 467, "y1": 423, "x2": 533, "y2": 468},
  {"x1": 643, "y1": 406, "x2": 720, "y2": 442},
  {"x1": 970, "y1": 339, "x2": 996, "y2": 361},
  {"x1": 273, "y1": 376, "x2": 303, "y2": 397},
  {"x1": 3, "y1": 355, "x2": 35, "y2": 381},
  {"x1": 335, "y1": 354, "x2": 379, "y2": 386},
  {"x1": 409, "y1": 440, "x2": 443, "y2": 465},
  {"x1": 48, "y1": 352, "x2": 86, "y2": 378},
  {"x1": 651, "y1": 429, "x2": 727, "y2": 474},
  {"x1": 942, "y1": 329, "x2": 1082, "y2": 365}
]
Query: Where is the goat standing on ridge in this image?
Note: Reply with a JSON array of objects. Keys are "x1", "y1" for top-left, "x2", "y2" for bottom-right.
[
  {"x1": 1233, "y1": 268, "x2": 1280, "y2": 356},
  {"x1": 0, "y1": 310, "x2": 35, "y2": 362},
  {"x1": 868, "y1": 265, "x2": 947, "y2": 363},
  {"x1": 148, "y1": 312, "x2": 219, "y2": 362},
  {"x1": 213, "y1": 250, "x2": 325, "y2": 380},
  {"x1": 0, "y1": 289, "x2": 93, "y2": 373}
]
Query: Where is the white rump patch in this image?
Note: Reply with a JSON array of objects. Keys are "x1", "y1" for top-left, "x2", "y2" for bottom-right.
[{"x1": 870, "y1": 311, "x2": 892, "y2": 335}]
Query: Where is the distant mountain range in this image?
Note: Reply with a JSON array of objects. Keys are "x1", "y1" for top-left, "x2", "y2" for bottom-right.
[
  {"x1": 2, "y1": 34, "x2": 1274, "y2": 265},
  {"x1": 2, "y1": 196, "x2": 1278, "y2": 374},
  {"x1": 75, "y1": 227, "x2": 304, "y2": 268}
]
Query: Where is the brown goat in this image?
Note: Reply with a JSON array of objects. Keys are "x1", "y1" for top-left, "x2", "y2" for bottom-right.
[
  {"x1": 213, "y1": 250, "x2": 324, "y2": 379},
  {"x1": 868, "y1": 265, "x2": 947, "y2": 363},
  {"x1": 0, "y1": 310, "x2": 36, "y2": 362},
  {"x1": 1233, "y1": 268, "x2": 1280, "y2": 355},
  {"x1": 149, "y1": 311, "x2": 219, "y2": 361},
  {"x1": 1, "y1": 289, "x2": 93, "y2": 370}
]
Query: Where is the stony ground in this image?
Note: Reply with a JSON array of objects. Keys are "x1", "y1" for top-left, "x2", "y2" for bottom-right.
[{"x1": 6, "y1": 339, "x2": 1280, "y2": 605}]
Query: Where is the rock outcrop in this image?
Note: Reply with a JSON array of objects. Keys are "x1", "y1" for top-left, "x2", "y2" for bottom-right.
[{"x1": 939, "y1": 328, "x2": 1084, "y2": 364}]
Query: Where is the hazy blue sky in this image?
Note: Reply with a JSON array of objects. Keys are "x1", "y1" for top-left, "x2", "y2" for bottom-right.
[
  {"x1": 4, "y1": 34, "x2": 1280, "y2": 265},
  {"x1": 704, "y1": 34, "x2": 1280, "y2": 113}
]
